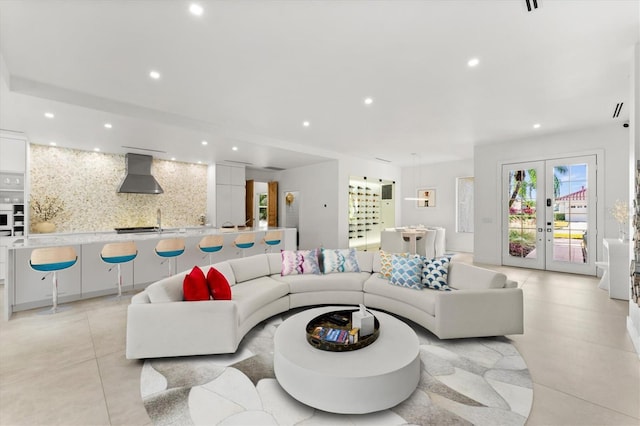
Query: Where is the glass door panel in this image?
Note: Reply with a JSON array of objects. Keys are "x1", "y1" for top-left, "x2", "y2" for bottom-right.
[
  {"x1": 502, "y1": 156, "x2": 597, "y2": 275},
  {"x1": 545, "y1": 156, "x2": 596, "y2": 274},
  {"x1": 502, "y1": 162, "x2": 545, "y2": 269}
]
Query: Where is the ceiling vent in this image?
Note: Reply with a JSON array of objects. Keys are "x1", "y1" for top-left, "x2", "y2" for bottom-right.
[
  {"x1": 223, "y1": 159, "x2": 253, "y2": 166},
  {"x1": 613, "y1": 102, "x2": 623, "y2": 118},
  {"x1": 264, "y1": 166, "x2": 285, "y2": 171},
  {"x1": 525, "y1": 0, "x2": 539, "y2": 12},
  {"x1": 121, "y1": 145, "x2": 167, "y2": 153}
]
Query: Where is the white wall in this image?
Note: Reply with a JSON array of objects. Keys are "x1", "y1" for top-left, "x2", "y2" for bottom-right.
[
  {"x1": 276, "y1": 160, "x2": 341, "y2": 249},
  {"x1": 275, "y1": 157, "x2": 402, "y2": 250},
  {"x1": 401, "y1": 159, "x2": 474, "y2": 253},
  {"x1": 245, "y1": 168, "x2": 277, "y2": 182},
  {"x1": 474, "y1": 123, "x2": 629, "y2": 265}
]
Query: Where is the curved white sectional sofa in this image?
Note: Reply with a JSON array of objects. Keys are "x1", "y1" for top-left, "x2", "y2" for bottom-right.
[{"x1": 126, "y1": 251, "x2": 523, "y2": 359}]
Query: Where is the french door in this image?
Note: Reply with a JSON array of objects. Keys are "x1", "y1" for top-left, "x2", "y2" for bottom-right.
[{"x1": 502, "y1": 155, "x2": 597, "y2": 275}]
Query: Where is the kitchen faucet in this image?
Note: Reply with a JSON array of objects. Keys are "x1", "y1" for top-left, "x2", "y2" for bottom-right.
[{"x1": 156, "y1": 208, "x2": 162, "y2": 233}]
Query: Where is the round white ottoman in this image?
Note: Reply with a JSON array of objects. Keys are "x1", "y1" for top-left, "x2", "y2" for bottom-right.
[{"x1": 273, "y1": 306, "x2": 420, "y2": 414}]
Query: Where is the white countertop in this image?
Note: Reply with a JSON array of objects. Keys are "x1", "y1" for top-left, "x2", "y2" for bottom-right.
[{"x1": 8, "y1": 227, "x2": 292, "y2": 249}]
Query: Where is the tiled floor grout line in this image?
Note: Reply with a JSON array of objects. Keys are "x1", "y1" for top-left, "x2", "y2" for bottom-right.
[
  {"x1": 85, "y1": 311, "x2": 114, "y2": 426},
  {"x1": 533, "y1": 382, "x2": 640, "y2": 421}
]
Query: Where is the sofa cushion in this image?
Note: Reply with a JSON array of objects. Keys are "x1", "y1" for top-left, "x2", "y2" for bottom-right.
[
  {"x1": 389, "y1": 255, "x2": 423, "y2": 290},
  {"x1": 322, "y1": 248, "x2": 360, "y2": 273},
  {"x1": 207, "y1": 267, "x2": 232, "y2": 300},
  {"x1": 356, "y1": 251, "x2": 373, "y2": 273},
  {"x1": 228, "y1": 255, "x2": 271, "y2": 283},
  {"x1": 274, "y1": 272, "x2": 369, "y2": 293},
  {"x1": 231, "y1": 277, "x2": 290, "y2": 323},
  {"x1": 422, "y1": 257, "x2": 452, "y2": 291},
  {"x1": 183, "y1": 266, "x2": 210, "y2": 301},
  {"x1": 448, "y1": 263, "x2": 507, "y2": 290},
  {"x1": 364, "y1": 274, "x2": 437, "y2": 316},
  {"x1": 266, "y1": 253, "x2": 282, "y2": 275},
  {"x1": 281, "y1": 249, "x2": 321, "y2": 275},
  {"x1": 146, "y1": 271, "x2": 188, "y2": 303}
]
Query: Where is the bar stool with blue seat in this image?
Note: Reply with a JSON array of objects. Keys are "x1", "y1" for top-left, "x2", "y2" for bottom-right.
[
  {"x1": 100, "y1": 241, "x2": 137, "y2": 298},
  {"x1": 198, "y1": 235, "x2": 224, "y2": 265},
  {"x1": 29, "y1": 246, "x2": 78, "y2": 314},
  {"x1": 155, "y1": 238, "x2": 185, "y2": 276},
  {"x1": 261, "y1": 230, "x2": 282, "y2": 253},
  {"x1": 233, "y1": 233, "x2": 255, "y2": 257}
]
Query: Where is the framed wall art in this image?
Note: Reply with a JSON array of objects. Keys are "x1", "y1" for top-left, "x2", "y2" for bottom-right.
[
  {"x1": 416, "y1": 188, "x2": 436, "y2": 208},
  {"x1": 456, "y1": 176, "x2": 474, "y2": 233}
]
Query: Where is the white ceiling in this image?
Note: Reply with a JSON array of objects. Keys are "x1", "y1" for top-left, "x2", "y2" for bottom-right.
[{"x1": 0, "y1": 0, "x2": 638, "y2": 169}]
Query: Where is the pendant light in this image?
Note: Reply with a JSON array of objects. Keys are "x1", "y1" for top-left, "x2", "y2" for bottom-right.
[{"x1": 404, "y1": 153, "x2": 428, "y2": 202}]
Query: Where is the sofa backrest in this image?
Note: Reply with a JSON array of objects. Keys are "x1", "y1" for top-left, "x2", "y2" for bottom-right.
[
  {"x1": 448, "y1": 262, "x2": 507, "y2": 289},
  {"x1": 356, "y1": 250, "x2": 374, "y2": 273},
  {"x1": 228, "y1": 254, "x2": 271, "y2": 284},
  {"x1": 145, "y1": 271, "x2": 189, "y2": 303},
  {"x1": 266, "y1": 252, "x2": 282, "y2": 275},
  {"x1": 210, "y1": 261, "x2": 236, "y2": 286}
]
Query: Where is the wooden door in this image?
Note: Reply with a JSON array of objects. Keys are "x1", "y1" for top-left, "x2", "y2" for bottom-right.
[
  {"x1": 268, "y1": 181, "x2": 278, "y2": 227},
  {"x1": 245, "y1": 179, "x2": 254, "y2": 227}
]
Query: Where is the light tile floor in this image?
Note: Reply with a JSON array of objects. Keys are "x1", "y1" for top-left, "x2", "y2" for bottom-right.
[{"x1": 0, "y1": 254, "x2": 638, "y2": 425}]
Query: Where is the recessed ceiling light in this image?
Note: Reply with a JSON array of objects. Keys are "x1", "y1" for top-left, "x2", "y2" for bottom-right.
[
  {"x1": 364, "y1": 97, "x2": 373, "y2": 105},
  {"x1": 94, "y1": 148, "x2": 100, "y2": 152},
  {"x1": 149, "y1": 70, "x2": 161, "y2": 80},
  {"x1": 44, "y1": 112, "x2": 55, "y2": 118},
  {"x1": 49, "y1": 142, "x2": 57, "y2": 146},
  {"x1": 232, "y1": 146, "x2": 238, "y2": 151},
  {"x1": 197, "y1": 161, "x2": 202, "y2": 164},
  {"x1": 467, "y1": 58, "x2": 480, "y2": 67},
  {"x1": 171, "y1": 157, "x2": 176, "y2": 161},
  {"x1": 201, "y1": 140, "x2": 208, "y2": 146},
  {"x1": 104, "y1": 123, "x2": 112, "y2": 129},
  {"x1": 189, "y1": 3, "x2": 204, "y2": 16},
  {"x1": 533, "y1": 123, "x2": 541, "y2": 129},
  {"x1": 302, "y1": 121, "x2": 310, "y2": 127}
]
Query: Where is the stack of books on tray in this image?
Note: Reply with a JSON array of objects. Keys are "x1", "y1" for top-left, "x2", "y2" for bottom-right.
[{"x1": 311, "y1": 326, "x2": 349, "y2": 344}]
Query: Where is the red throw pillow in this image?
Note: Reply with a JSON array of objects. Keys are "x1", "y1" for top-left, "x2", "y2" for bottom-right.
[
  {"x1": 207, "y1": 267, "x2": 232, "y2": 300},
  {"x1": 183, "y1": 266, "x2": 210, "y2": 301}
]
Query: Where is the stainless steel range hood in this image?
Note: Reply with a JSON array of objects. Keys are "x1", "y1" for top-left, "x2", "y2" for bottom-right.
[{"x1": 117, "y1": 153, "x2": 164, "y2": 194}]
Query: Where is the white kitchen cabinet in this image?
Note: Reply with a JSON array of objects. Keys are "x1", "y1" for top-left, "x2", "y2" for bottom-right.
[
  {"x1": 230, "y1": 166, "x2": 245, "y2": 185},
  {"x1": 13, "y1": 245, "x2": 82, "y2": 307},
  {"x1": 215, "y1": 184, "x2": 246, "y2": 226},
  {"x1": 80, "y1": 242, "x2": 134, "y2": 296},
  {"x1": 0, "y1": 135, "x2": 27, "y2": 172},
  {"x1": 215, "y1": 164, "x2": 246, "y2": 227},
  {"x1": 216, "y1": 164, "x2": 232, "y2": 185}
]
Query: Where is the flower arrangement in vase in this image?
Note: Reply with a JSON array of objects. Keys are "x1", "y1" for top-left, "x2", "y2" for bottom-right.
[
  {"x1": 31, "y1": 195, "x2": 66, "y2": 233},
  {"x1": 610, "y1": 199, "x2": 629, "y2": 241}
]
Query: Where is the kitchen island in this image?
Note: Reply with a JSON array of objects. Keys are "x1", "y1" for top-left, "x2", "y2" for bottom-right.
[{"x1": 4, "y1": 227, "x2": 296, "y2": 320}]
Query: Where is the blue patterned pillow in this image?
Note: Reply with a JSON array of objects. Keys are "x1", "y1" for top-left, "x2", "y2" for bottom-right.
[
  {"x1": 390, "y1": 254, "x2": 424, "y2": 290},
  {"x1": 281, "y1": 249, "x2": 321, "y2": 276},
  {"x1": 422, "y1": 257, "x2": 452, "y2": 291},
  {"x1": 322, "y1": 248, "x2": 361, "y2": 273}
]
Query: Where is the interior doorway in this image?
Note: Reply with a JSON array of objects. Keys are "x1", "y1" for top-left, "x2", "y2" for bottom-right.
[
  {"x1": 247, "y1": 180, "x2": 278, "y2": 229},
  {"x1": 349, "y1": 176, "x2": 395, "y2": 251},
  {"x1": 502, "y1": 155, "x2": 597, "y2": 275}
]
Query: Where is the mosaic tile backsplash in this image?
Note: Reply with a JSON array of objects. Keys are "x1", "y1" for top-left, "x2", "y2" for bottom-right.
[{"x1": 30, "y1": 145, "x2": 208, "y2": 233}]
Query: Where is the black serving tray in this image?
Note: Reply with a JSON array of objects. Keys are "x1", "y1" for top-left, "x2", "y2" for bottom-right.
[{"x1": 305, "y1": 309, "x2": 380, "y2": 352}]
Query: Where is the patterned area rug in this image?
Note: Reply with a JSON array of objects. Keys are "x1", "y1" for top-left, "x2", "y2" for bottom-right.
[{"x1": 141, "y1": 311, "x2": 533, "y2": 425}]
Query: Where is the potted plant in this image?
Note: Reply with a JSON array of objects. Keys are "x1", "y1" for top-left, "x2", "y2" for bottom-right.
[{"x1": 31, "y1": 195, "x2": 66, "y2": 233}]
